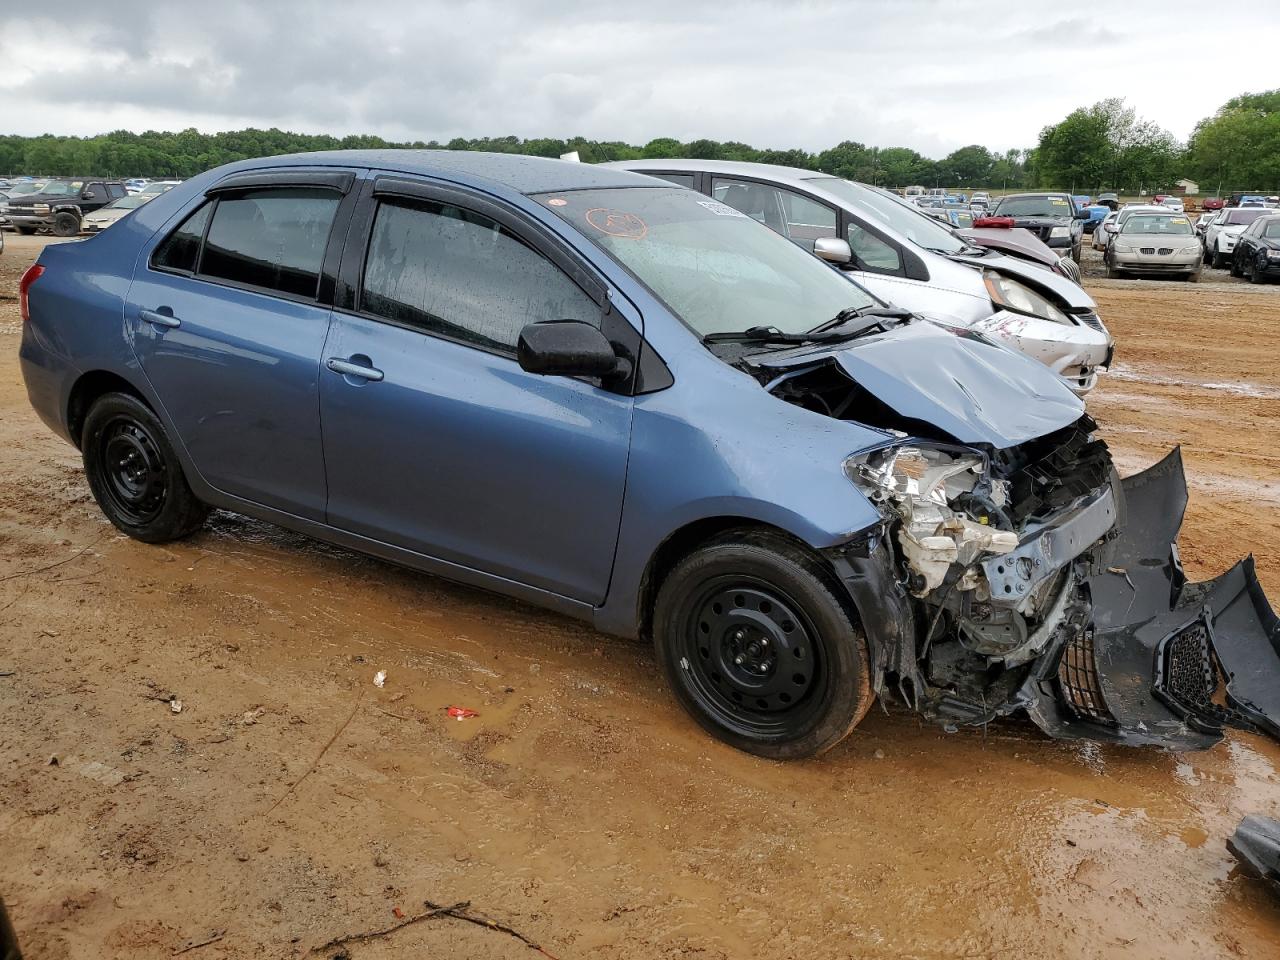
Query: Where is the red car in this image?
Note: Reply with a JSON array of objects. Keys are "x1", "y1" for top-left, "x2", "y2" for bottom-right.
[{"x1": 1202, "y1": 197, "x2": 1225, "y2": 210}]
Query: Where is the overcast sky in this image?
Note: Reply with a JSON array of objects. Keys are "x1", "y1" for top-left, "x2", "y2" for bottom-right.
[{"x1": 2, "y1": 0, "x2": 1278, "y2": 157}]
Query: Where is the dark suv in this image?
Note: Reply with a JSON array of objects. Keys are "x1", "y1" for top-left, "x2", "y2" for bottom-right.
[
  {"x1": 990, "y1": 192, "x2": 1086, "y2": 262},
  {"x1": 5, "y1": 178, "x2": 127, "y2": 236}
]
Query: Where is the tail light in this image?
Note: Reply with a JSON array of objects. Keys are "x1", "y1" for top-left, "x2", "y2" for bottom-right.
[
  {"x1": 19, "y1": 263, "x2": 44, "y2": 323},
  {"x1": 972, "y1": 216, "x2": 1015, "y2": 229}
]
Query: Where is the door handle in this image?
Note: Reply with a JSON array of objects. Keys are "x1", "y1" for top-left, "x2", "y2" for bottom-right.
[
  {"x1": 326, "y1": 357, "x2": 384, "y2": 382},
  {"x1": 140, "y1": 308, "x2": 181, "y2": 329}
]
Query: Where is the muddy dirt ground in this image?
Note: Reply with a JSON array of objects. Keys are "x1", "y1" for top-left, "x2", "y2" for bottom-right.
[{"x1": 1, "y1": 233, "x2": 1278, "y2": 959}]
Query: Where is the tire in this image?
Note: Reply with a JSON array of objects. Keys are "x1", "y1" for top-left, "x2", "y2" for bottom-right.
[
  {"x1": 51, "y1": 211, "x2": 80, "y2": 237},
  {"x1": 653, "y1": 530, "x2": 873, "y2": 759},
  {"x1": 1249, "y1": 259, "x2": 1265, "y2": 284},
  {"x1": 1185, "y1": 268, "x2": 1201, "y2": 283},
  {"x1": 1212, "y1": 245, "x2": 1228, "y2": 269},
  {"x1": 16, "y1": 226, "x2": 37, "y2": 236},
  {"x1": 81, "y1": 392, "x2": 208, "y2": 543}
]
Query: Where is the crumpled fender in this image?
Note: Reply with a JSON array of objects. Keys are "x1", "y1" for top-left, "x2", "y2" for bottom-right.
[
  {"x1": 1228, "y1": 815, "x2": 1280, "y2": 894},
  {"x1": 1024, "y1": 448, "x2": 1280, "y2": 749}
]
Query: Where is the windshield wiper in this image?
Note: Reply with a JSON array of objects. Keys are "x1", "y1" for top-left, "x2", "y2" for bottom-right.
[
  {"x1": 703, "y1": 307, "x2": 912, "y2": 347},
  {"x1": 808, "y1": 305, "x2": 912, "y2": 335}
]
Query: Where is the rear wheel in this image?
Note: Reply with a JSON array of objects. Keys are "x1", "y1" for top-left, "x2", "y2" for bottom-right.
[
  {"x1": 653, "y1": 531, "x2": 873, "y2": 759},
  {"x1": 51, "y1": 211, "x2": 80, "y2": 237},
  {"x1": 81, "y1": 393, "x2": 208, "y2": 543}
]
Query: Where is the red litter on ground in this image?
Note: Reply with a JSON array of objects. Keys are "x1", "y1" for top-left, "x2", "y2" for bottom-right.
[{"x1": 446, "y1": 706, "x2": 479, "y2": 720}]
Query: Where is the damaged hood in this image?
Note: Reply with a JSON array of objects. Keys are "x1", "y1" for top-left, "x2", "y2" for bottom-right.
[
  {"x1": 757, "y1": 322, "x2": 1084, "y2": 448},
  {"x1": 953, "y1": 249, "x2": 1097, "y2": 311}
]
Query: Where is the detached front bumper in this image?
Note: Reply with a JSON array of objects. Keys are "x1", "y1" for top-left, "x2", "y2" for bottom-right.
[{"x1": 1024, "y1": 448, "x2": 1280, "y2": 749}]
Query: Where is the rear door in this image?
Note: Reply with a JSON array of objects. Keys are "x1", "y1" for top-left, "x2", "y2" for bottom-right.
[
  {"x1": 127, "y1": 170, "x2": 357, "y2": 519},
  {"x1": 319, "y1": 176, "x2": 635, "y2": 603}
]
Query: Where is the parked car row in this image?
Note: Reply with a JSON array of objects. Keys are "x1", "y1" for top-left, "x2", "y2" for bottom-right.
[
  {"x1": 17, "y1": 150, "x2": 1278, "y2": 758},
  {"x1": 1, "y1": 177, "x2": 182, "y2": 236}
]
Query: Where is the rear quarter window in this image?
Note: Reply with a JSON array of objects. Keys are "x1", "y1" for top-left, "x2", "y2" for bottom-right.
[{"x1": 152, "y1": 203, "x2": 213, "y2": 273}]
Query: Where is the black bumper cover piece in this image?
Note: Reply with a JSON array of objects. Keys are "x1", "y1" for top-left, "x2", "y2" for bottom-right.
[
  {"x1": 1026, "y1": 448, "x2": 1280, "y2": 749},
  {"x1": 1228, "y1": 815, "x2": 1280, "y2": 894}
]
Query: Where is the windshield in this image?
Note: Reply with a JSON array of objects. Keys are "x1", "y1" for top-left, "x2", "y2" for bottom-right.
[
  {"x1": 7, "y1": 181, "x2": 46, "y2": 197},
  {"x1": 1224, "y1": 209, "x2": 1269, "y2": 226},
  {"x1": 992, "y1": 195, "x2": 1073, "y2": 218},
  {"x1": 105, "y1": 194, "x2": 148, "y2": 210},
  {"x1": 536, "y1": 187, "x2": 877, "y2": 337},
  {"x1": 1122, "y1": 215, "x2": 1194, "y2": 236},
  {"x1": 39, "y1": 180, "x2": 86, "y2": 197},
  {"x1": 803, "y1": 177, "x2": 968, "y2": 253}
]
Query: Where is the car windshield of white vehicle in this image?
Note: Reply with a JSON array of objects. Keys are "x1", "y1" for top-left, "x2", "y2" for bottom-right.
[
  {"x1": 1122, "y1": 215, "x2": 1194, "y2": 236},
  {"x1": 1224, "y1": 209, "x2": 1270, "y2": 226},
  {"x1": 993, "y1": 196, "x2": 1072, "y2": 218},
  {"x1": 536, "y1": 187, "x2": 877, "y2": 337},
  {"x1": 105, "y1": 195, "x2": 149, "y2": 210},
  {"x1": 803, "y1": 178, "x2": 969, "y2": 254}
]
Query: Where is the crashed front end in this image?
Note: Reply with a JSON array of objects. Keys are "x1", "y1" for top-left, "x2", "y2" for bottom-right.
[{"x1": 829, "y1": 423, "x2": 1279, "y2": 749}]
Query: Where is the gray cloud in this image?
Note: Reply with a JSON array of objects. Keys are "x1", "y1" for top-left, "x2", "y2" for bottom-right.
[{"x1": 1, "y1": 0, "x2": 1277, "y2": 154}]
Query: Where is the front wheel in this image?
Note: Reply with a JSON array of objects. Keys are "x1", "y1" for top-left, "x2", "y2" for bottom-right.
[
  {"x1": 653, "y1": 531, "x2": 873, "y2": 759},
  {"x1": 16, "y1": 226, "x2": 37, "y2": 236},
  {"x1": 51, "y1": 211, "x2": 80, "y2": 237},
  {"x1": 1213, "y1": 245, "x2": 1228, "y2": 269},
  {"x1": 81, "y1": 392, "x2": 209, "y2": 542}
]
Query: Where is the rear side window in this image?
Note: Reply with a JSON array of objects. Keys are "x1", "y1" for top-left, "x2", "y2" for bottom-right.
[
  {"x1": 360, "y1": 199, "x2": 599, "y2": 353},
  {"x1": 199, "y1": 188, "x2": 339, "y2": 298},
  {"x1": 152, "y1": 203, "x2": 212, "y2": 273}
]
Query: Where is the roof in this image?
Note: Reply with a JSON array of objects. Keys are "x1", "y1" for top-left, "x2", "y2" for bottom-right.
[
  {"x1": 602, "y1": 158, "x2": 835, "y2": 189},
  {"x1": 232, "y1": 149, "x2": 656, "y2": 195}
]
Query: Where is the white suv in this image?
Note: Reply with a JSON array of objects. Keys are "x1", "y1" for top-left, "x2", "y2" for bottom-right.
[{"x1": 1205, "y1": 207, "x2": 1276, "y2": 268}]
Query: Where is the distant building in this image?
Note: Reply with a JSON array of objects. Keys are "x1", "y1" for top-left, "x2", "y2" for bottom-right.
[{"x1": 1175, "y1": 178, "x2": 1199, "y2": 195}]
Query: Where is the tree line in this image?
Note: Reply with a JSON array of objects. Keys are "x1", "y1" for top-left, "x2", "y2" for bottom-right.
[{"x1": 1, "y1": 89, "x2": 1276, "y2": 193}]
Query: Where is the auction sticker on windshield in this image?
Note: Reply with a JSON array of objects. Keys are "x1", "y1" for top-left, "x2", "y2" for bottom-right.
[
  {"x1": 585, "y1": 208, "x2": 648, "y2": 239},
  {"x1": 696, "y1": 199, "x2": 747, "y2": 218}
]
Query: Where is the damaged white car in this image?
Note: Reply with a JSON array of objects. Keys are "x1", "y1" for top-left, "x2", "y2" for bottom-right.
[{"x1": 606, "y1": 159, "x2": 1114, "y2": 395}]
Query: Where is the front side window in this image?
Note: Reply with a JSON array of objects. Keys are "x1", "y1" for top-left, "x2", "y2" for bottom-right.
[
  {"x1": 847, "y1": 222, "x2": 902, "y2": 272},
  {"x1": 152, "y1": 202, "x2": 212, "y2": 273},
  {"x1": 650, "y1": 173, "x2": 695, "y2": 188},
  {"x1": 537, "y1": 186, "x2": 877, "y2": 338},
  {"x1": 806, "y1": 177, "x2": 969, "y2": 254},
  {"x1": 712, "y1": 177, "x2": 785, "y2": 233},
  {"x1": 360, "y1": 199, "x2": 599, "y2": 353},
  {"x1": 200, "y1": 188, "x2": 340, "y2": 298}
]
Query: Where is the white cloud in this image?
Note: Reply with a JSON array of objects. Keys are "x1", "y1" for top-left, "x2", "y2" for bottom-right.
[{"x1": 1, "y1": 0, "x2": 1277, "y2": 155}]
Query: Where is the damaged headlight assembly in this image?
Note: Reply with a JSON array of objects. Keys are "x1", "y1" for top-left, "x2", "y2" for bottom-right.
[
  {"x1": 983, "y1": 270, "x2": 1072, "y2": 325},
  {"x1": 844, "y1": 445, "x2": 1018, "y2": 597}
]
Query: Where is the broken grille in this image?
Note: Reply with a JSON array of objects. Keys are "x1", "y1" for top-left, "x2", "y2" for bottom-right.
[{"x1": 1058, "y1": 626, "x2": 1116, "y2": 725}]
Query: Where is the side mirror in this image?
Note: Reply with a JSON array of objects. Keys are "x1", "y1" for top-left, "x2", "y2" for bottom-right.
[
  {"x1": 813, "y1": 237, "x2": 853, "y2": 265},
  {"x1": 82, "y1": 190, "x2": 94, "y2": 200},
  {"x1": 517, "y1": 320, "x2": 626, "y2": 380}
]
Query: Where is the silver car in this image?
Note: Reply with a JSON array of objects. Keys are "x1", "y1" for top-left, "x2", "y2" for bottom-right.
[
  {"x1": 605, "y1": 159, "x2": 1113, "y2": 395},
  {"x1": 1104, "y1": 212, "x2": 1202, "y2": 280}
]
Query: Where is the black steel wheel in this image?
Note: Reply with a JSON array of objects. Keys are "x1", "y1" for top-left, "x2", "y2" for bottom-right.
[
  {"x1": 52, "y1": 211, "x2": 80, "y2": 237},
  {"x1": 82, "y1": 392, "x2": 208, "y2": 542},
  {"x1": 654, "y1": 530, "x2": 872, "y2": 759}
]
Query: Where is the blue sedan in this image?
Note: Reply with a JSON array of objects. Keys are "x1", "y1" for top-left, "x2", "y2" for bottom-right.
[{"x1": 17, "y1": 151, "x2": 1279, "y2": 757}]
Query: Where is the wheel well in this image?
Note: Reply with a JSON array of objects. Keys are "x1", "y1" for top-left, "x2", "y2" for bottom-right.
[
  {"x1": 636, "y1": 517, "x2": 848, "y2": 642},
  {"x1": 66, "y1": 371, "x2": 148, "y2": 448}
]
